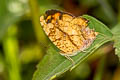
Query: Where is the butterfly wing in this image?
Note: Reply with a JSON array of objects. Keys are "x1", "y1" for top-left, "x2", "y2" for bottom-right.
[{"x1": 40, "y1": 10, "x2": 98, "y2": 56}]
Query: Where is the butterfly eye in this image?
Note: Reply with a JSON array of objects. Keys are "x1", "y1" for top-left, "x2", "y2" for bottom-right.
[
  {"x1": 46, "y1": 19, "x2": 52, "y2": 23},
  {"x1": 46, "y1": 15, "x2": 51, "y2": 21}
]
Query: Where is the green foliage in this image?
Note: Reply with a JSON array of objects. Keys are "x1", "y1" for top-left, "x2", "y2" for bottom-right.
[
  {"x1": 32, "y1": 15, "x2": 113, "y2": 80},
  {"x1": 0, "y1": 0, "x2": 28, "y2": 41},
  {"x1": 112, "y1": 23, "x2": 120, "y2": 60},
  {"x1": 0, "y1": 0, "x2": 120, "y2": 80}
]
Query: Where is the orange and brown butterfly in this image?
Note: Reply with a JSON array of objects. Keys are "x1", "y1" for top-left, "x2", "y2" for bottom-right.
[{"x1": 40, "y1": 9, "x2": 98, "y2": 64}]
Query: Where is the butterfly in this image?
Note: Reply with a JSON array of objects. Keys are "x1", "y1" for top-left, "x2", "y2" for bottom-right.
[{"x1": 40, "y1": 9, "x2": 98, "y2": 64}]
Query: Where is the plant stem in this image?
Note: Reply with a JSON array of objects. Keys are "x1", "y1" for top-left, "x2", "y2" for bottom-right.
[
  {"x1": 93, "y1": 56, "x2": 106, "y2": 80},
  {"x1": 97, "y1": 0, "x2": 117, "y2": 25},
  {"x1": 28, "y1": 0, "x2": 48, "y2": 45},
  {"x1": 3, "y1": 25, "x2": 21, "y2": 80}
]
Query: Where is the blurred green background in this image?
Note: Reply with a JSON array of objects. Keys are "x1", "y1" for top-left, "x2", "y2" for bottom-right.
[{"x1": 0, "y1": 0, "x2": 120, "y2": 80}]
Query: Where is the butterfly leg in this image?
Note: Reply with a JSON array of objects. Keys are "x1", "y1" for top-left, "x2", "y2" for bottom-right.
[{"x1": 65, "y1": 55, "x2": 75, "y2": 66}]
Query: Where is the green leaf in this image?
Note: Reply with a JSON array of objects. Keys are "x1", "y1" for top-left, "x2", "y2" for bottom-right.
[
  {"x1": 112, "y1": 23, "x2": 120, "y2": 60},
  {"x1": 32, "y1": 15, "x2": 113, "y2": 80},
  {"x1": 112, "y1": 23, "x2": 120, "y2": 34}
]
